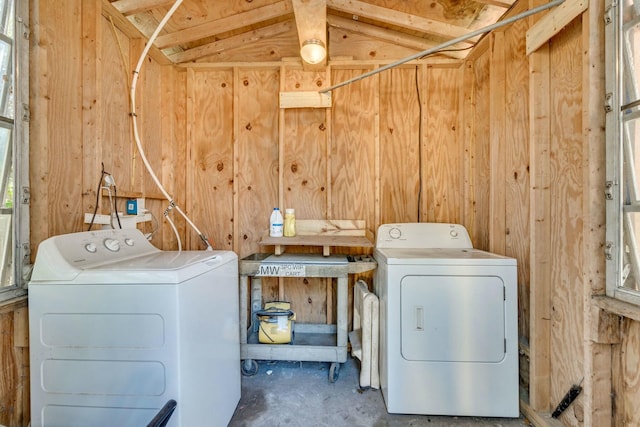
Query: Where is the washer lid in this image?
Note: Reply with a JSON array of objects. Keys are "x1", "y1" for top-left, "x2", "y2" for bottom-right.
[
  {"x1": 374, "y1": 247, "x2": 516, "y2": 266},
  {"x1": 30, "y1": 229, "x2": 236, "y2": 282},
  {"x1": 30, "y1": 250, "x2": 237, "y2": 284},
  {"x1": 95, "y1": 251, "x2": 222, "y2": 271}
]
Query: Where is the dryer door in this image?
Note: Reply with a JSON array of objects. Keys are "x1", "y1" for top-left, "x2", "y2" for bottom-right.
[{"x1": 400, "y1": 274, "x2": 506, "y2": 362}]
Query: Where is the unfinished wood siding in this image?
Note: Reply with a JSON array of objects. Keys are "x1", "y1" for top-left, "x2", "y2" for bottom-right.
[
  {"x1": 30, "y1": 0, "x2": 84, "y2": 248},
  {"x1": 461, "y1": 0, "x2": 533, "y2": 394},
  {"x1": 463, "y1": 41, "x2": 491, "y2": 251},
  {"x1": 548, "y1": 17, "x2": 585, "y2": 425},
  {"x1": 330, "y1": 67, "x2": 377, "y2": 232},
  {"x1": 101, "y1": 25, "x2": 133, "y2": 194},
  {"x1": 423, "y1": 65, "x2": 463, "y2": 224},
  {"x1": 0, "y1": 299, "x2": 29, "y2": 427},
  {"x1": 236, "y1": 68, "x2": 280, "y2": 257},
  {"x1": 379, "y1": 67, "x2": 421, "y2": 224},
  {"x1": 281, "y1": 68, "x2": 328, "y2": 221},
  {"x1": 616, "y1": 319, "x2": 640, "y2": 426},
  {"x1": 160, "y1": 66, "x2": 188, "y2": 249},
  {"x1": 31, "y1": 0, "x2": 174, "y2": 249},
  {"x1": 186, "y1": 69, "x2": 235, "y2": 250},
  {"x1": 280, "y1": 67, "x2": 330, "y2": 323},
  {"x1": 503, "y1": 14, "x2": 531, "y2": 343},
  {"x1": 23, "y1": 1, "x2": 640, "y2": 426}
]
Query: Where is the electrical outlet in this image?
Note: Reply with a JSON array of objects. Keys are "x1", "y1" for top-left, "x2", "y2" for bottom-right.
[{"x1": 137, "y1": 198, "x2": 146, "y2": 213}]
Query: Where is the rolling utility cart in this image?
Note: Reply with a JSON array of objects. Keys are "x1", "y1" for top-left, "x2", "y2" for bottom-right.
[{"x1": 239, "y1": 220, "x2": 376, "y2": 382}]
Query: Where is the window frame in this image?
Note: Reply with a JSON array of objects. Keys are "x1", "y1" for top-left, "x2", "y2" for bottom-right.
[
  {"x1": 605, "y1": 0, "x2": 640, "y2": 306},
  {"x1": 0, "y1": 0, "x2": 28, "y2": 303}
]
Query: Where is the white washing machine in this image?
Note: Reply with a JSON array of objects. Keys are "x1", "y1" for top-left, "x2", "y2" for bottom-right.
[
  {"x1": 374, "y1": 223, "x2": 519, "y2": 417},
  {"x1": 28, "y1": 228, "x2": 240, "y2": 427}
]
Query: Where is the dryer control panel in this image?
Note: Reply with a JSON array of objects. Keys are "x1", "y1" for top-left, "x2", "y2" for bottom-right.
[{"x1": 376, "y1": 223, "x2": 472, "y2": 249}]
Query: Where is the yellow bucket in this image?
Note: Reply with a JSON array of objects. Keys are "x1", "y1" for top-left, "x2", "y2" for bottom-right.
[{"x1": 257, "y1": 301, "x2": 295, "y2": 344}]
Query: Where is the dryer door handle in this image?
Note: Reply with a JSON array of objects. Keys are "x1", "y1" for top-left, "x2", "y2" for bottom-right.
[{"x1": 415, "y1": 306, "x2": 424, "y2": 331}]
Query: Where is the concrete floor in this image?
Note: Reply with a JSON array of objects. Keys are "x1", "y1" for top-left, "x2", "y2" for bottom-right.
[{"x1": 228, "y1": 357, "x2": 531, "y2": 427}]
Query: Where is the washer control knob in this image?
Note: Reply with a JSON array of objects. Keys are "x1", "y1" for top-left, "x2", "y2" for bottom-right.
[
  {"x1": 124, "y1": 238, "x2": 135, "y2": 247},
  {"x1": 450, "y1": 230, "x2": 459, "y2": 238},
  {"x1": 103, "y1": 238, "x2": 121, "y2": 252},
  {"x1": 389, "y1": 227, "x2": 402, "y2": 239},
  {"x1": 84, "y1": 242, "x2": 97, "y2": 253}
]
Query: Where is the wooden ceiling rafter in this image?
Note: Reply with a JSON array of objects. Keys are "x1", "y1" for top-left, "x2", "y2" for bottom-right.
[
  {"x1": 473, "y1": 0, "x2": 515, "y2": 8},
  {"x1": 326, "y1": 0, "x2": 480, "y2": 43},
  {"x1": 327, "y1": 15, "x2": 470, "y2": 60},
  {"x1": 153, "y1": 1, "x2": 292, "y2": 50},
  {"x1": 111, "y1": 0, "x2": 177, "y2": 16},
  {"x1": 102, "y1": 0, "x2": 171, "y2": 65},
  {"x1": 167, "y1": 20, "x2": 295, "y2": 63},
  {"x1": 104, "y1": 0, "x2": 516, "y2": 64}
]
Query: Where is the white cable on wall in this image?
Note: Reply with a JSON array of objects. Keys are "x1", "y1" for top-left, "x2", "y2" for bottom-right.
[{"x1": 129, "y1": 0, "x2": 212, "y2": 251}]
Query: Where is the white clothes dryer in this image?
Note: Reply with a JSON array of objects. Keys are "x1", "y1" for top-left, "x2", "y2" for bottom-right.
[
  {"x1": 29, "y1": 228, "x2": 240, "y2": 427},
  {"x1": 374, "y1": 223, "x2": 518, "y2": 417}
]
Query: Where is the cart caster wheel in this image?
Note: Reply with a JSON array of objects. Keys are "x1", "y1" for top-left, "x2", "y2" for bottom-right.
[
  {"x1": 241, "y1": 360, "x2": 258, "y2": 376},
  {"x1": 329, "y1": 362, "x2": 340, "y2": 383}
]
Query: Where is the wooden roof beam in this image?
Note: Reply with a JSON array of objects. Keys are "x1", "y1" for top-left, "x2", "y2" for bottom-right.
[
  {"x1": 101, "y1": 0, "x2": 171, "y2": 65},
  {"x1": 327, "y1": 0, "x2": 479, "y2": 43},
  {"x1": 473, "y1": 0, "x2": 515, "y2": 8},
  {"x1": 168, "y1": 20, "x2": 294, "y2": 63},
  {"x1": 154, "y1": 1, "x2": 292, "y2": 49},
  {"x1": 327, "y1": 15, "x2": 471, "y2": 60},
  {"x1": 111, "y1": 0, "x2": 177, "y2": 16},
  {"x1": 292, "y1": 0, "x2": 327, "y2": 66}
]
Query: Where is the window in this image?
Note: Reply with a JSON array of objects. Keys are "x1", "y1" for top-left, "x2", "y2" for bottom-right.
[
  {"x1": 606, "y1": 0, "x2": 640, "y2": 305},
  {"x1": 0, "y1": 0, "x2": 28, "y2": 302}
]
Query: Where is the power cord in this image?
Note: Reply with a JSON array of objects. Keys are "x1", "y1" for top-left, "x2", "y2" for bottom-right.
[{"x1": 87, "y1": 163, "x2": 121, "y2": 231}]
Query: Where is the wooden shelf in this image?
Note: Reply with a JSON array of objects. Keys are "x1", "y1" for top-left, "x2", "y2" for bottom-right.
[
  {"x1": 259, "y1": 219, "x2": 373, "y2": 256},
  {"x1": 101, "y1": 189, "x2": 167, "y2": 200}
]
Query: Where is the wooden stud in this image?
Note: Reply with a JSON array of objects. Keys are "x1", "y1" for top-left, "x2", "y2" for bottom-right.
[
  {"x1": 185, "y1": 68, "x2": 195, "y2": 249},
  {"x1": 461, "y1": 59, "x2": 476, "y2": 239},
  {"x1": 489, "y1": 31, "x2": 507, "y2": 254},
  {"x1": 374, "y1": 65, "x2": 381, "y2": 229},
  {"x1": 581, "y1": 0, "x2": 612, "y2": 424},
  {"x1": 528, "y1": 35, "x2": 552, "y2": 413},
  {"x1": 160, "y1": 65, "x2": 187, "y2": 249},
  {"x1": 325, "y1": 64, "x2": 333, "y2": 324},
  {"x1": 233, "y1": 67, "x2": 240, "y2": 254},
  {"x1": 278, "y1": 64, "x2": 286, "y2": 300}
]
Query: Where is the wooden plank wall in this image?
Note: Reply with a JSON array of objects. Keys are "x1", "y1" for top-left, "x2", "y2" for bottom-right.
[
  {"x1": 0, "y1": 298, "x2": 28, "y2": 427},
  {"x1": 183, "y1": 61, "x2": 462, "y2": 324},
  {"x1": 460, "y1": 1, "x2": 640, "y2": 426},
  {"x1": 12, "y1": 1, "x2": 639, "y2": 426},
  {"x1": 547, "y1": 17, "x2": 586, "y2": 424},
  {"x1": 461, "y1": 0, "x2": 533, "y2": 393}
]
